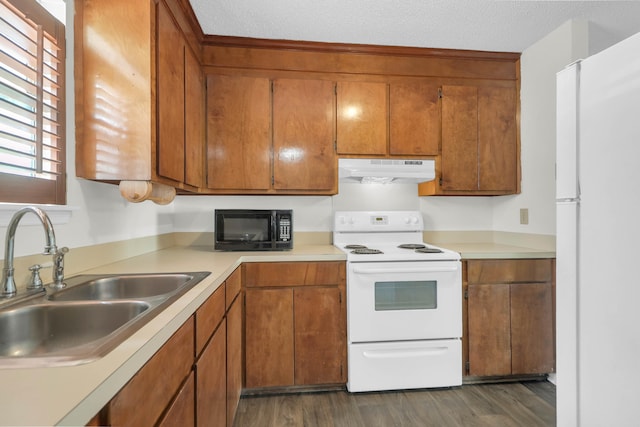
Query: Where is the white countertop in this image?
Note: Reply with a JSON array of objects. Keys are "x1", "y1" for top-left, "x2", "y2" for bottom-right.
[
  {"x1": 442, "y1": 242, "x2": 556, "y2": 259},
  {"x1": 0, "y1": 245, "x2": 345, "y2": 427}
]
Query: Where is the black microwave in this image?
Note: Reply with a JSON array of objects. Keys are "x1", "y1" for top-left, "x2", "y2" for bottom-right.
[{"x1": 215, "y1": 209, "x2": 293, "y2": 251}]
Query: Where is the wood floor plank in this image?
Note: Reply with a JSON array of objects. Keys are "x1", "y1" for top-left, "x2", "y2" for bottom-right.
[
  {"x1": 477, "y1": 383, "x2": 554, "y2": 427},
  {"x1": 232, "y1": 381, "x2": 556, "y2": 427},
  {"x1": 327, "y1": 391, "x2": 367, "y2": 427},
  {"x1": 300, "y1": 393, "x2": 335, "y2": 427},
  {"x1": 522, "y1": 380, "x2": 556, "y2": 407}
]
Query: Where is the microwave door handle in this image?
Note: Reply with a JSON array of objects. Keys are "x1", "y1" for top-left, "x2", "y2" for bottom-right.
[{"x1": 352, "y1": 266, "x2": 459, "y2": 275}]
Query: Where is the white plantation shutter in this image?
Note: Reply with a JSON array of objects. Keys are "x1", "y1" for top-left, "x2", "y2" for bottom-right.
[{"x1": 0, "y1": 0, "x2": 65, "y2": 204}]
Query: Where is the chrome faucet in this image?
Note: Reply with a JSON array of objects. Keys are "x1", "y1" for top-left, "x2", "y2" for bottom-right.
[{"x1": 1, "y1": 207, "x2": 59, "y2": 297}]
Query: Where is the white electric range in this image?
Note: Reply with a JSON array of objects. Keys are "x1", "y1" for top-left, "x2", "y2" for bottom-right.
[{"x1": 333, "y1": 211, "x2": 462, "y2": 392}]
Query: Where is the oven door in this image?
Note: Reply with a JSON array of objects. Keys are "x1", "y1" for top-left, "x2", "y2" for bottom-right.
[{"x1": 347, "y1": 261, "x2": 462, "y2": 342}]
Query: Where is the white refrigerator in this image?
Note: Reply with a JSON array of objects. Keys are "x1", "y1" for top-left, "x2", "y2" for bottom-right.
[{"x1": 556, "y1": 31, "x2": 640, "y2": 426}]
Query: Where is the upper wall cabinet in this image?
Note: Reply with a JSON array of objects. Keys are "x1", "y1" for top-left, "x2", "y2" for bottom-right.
[
  {"x1": 419, "y1": 84, "x2": 519, "y2": 196},
  {"x1": 206, "y1": 74, "x2": 271, "y2": 191},
  {"x1": 272, "y1": 79, "x2": 337, "y2": 193},
  {"x1": 75, "y1": 0, "x2": 204, "y2": 201},
  {"x1": 335, "y1": 81, "x2": 440, "y2": 157},
  {"x1": 336, "y1": 81, "x2": 388, "y2": 156},
  {"x1": 389, "y1": 82, "x2": 441, "y2": 156},
  {"x1": 201, "y1": 38, "x2": 520, "y2": 196},
  {"x1": 206, "y1": 76, "x2": 337, "y2": 194}
]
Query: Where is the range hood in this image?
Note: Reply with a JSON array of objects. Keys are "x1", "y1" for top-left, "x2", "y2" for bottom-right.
[{"x1": 338, "y1": 158, "x2": 436, "y2": 184}]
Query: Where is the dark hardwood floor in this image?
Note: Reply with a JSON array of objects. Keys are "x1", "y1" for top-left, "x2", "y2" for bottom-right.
[{"x1": 233, "y1": 381, "x2": 556, "y2": 426}]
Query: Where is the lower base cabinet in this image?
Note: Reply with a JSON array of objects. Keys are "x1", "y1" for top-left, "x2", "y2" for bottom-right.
[
  {"x1": 106, "y1": 319, "x2": 195, "y2": 426},
  {"x1": 158, "y1": 372, "x2": 195, "y2": 427},
  {"x1": 196, "y1": 319, "x2": 227, "y2": 427},
  {"x1": 89, "y1": 267, "x2": 243, "y2": 427},
  {"x1": 244, "y1": 262, "x2": 346, "y2": 389},
  {"x1": 464, "y1": 259, "x2": 555, "y2": 377}
]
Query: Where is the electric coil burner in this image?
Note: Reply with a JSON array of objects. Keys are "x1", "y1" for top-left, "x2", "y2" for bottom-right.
[{"x1": 334, "y1": 211, "x2": 462, "y2": 393}]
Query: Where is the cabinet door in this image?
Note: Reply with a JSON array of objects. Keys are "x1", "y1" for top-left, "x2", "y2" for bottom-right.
[
  {"x1": 184, "y1": 45, "x2": 204, "y2": 188},
  {"x1": 156, "y1": 1, "x2": 185, "y2": 183},
  {"x1": 336, "y1": 81, "x2": 388, "y2": 155},
  {"x1": 108, "y1": 319, "x2": 194, "y2": 426},
  {"x1": 206, "y1": 74, "x2": 271, "y2": 190},
  {"x1": 245, "y1": 288, "x2": 294, "y2": 387},
  {"x1": 510, "y1": 282, "x2": 554, "y2": 374},
  {"x1": 467, "y1": 283, "x2": 511, "y2": 376},
  {"x1": 226, "y1": 293, "x2": 243, "y2": 427},
  {"x1": 478, "y1": 86, "x2": 518, "y2": 192},
  {"x1": 389, "y1": 82, "x2": 440, "y2": 156},
  {"x1": 158, "y1": 372, "x2": 195, "y2": 427},
  {"x1": 196, "y1": 319, "x2": 227, "y2": 427},
  {"x1": 294, "y1": 287, "x2": 346, "y2": 385},
  {"x1": 434, "y1": 84, "x2": 518, "y2": 195},
  {"x1": 440, "y1": 85, "x2": 478, "y2": 191},
  {"x1": 272, "y1": 79, "x2": 337, "y2": 192}
]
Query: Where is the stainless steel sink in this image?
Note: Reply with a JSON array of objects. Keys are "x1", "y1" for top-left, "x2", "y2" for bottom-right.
[
  {"x1": 48, "y1": 273, "x2": 199, "y2": 301},
  {"x1": 0, "y1": 301, "x2": 149, "y2": 361},
  {"x1": 0, "y1": 271, "x2": 210, "y2": 367}
]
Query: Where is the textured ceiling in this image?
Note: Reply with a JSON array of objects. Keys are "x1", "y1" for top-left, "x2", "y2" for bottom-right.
[{"x1": 188, "y1": 0, "x2": 640, "y2": 53}]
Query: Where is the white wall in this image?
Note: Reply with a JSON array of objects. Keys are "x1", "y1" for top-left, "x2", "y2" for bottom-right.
[{"x1": 490, "y1": 20, "x2": 590, "y2": 236}]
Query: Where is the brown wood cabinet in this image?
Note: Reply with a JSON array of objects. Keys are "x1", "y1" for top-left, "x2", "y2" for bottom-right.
[
  {"x1": 226, "y1": 291, "x2": 243, "y2": 427},
  {"x1": 206, "y1": 76, "x2": 337, "y2": 194},
  {"x1": 206, "y1": 74, "x2": 271, "y2": 191},
  {"x1": 464, "y1": 259, "x2": 555, "y2": 378},
  {"x1": 93, "y1": 267, "x2": 243, "y2": 427},
  {"x1": 184, "y1": 44, "x2": 206, "y2": 188},
  {"x1": 75, "y1": 0, "x2": 203, "y2": 196},
  {"x1": 194, "y1": 267, "x2": 243, "y2": 427},
  {"x1": 336, "y1": 81, "x2": 440, "y2": 157},
  {"x1": 196, "y1": 318, "x2": 226, "y2": 427},
  {"x1": 194, "y1": 285, "x2": 226, "y2": 427},
  {"x1": 156, "y1": 0, "x2": 186, "y2": 183},
  {"x1": 105, "y1": 319, "x2": 194, "y2": 426},
  {"x1": 244, "y1": 262, "x2": 346, "y2": 389},
  {"x1": 421, "y1": 84, "x2": 519, "y2": 195},
  {"x1": 389, "y1": 82, "x2": 441, "y2": 156},
  {"x1": 157, "y1": 372, "x2": 196, "y2": 427},
  {"x1": 272, "y1": 79, "x2": 337, "y2": 193},
  {"x1": 336, "y1": 81, "x2": 388, "y2": 156}
]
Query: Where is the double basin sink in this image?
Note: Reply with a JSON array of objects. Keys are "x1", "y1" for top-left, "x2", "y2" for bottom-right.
[{"x1": 0, "y1": 272, "x2": 210, "y2": 367}]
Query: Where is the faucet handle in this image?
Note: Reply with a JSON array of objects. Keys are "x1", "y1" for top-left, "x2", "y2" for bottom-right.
[
  {"x1": 50, "y1": 247, "x2": 69, "y2": 289},
  {"x1": 27, "y1": 262, "x2": 52, "y2": 290}
]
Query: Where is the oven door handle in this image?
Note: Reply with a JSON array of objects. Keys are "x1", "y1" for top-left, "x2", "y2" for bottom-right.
[
  {"x1": 352, "y1": 265, "x2": 459, "y2": 274},
  {"x1": 363, "y1": 347, "x2": 450, "y2": 359}
]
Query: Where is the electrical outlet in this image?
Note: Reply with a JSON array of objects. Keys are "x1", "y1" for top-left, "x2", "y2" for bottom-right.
[{"x1": 520, "y1": 208, "x2": 529, "y2": 225}]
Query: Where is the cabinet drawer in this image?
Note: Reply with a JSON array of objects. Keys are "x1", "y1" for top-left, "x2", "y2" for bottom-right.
[
  {"x1": 466, "y1": 259, "x2": 553, "y2": 284},
  {"x1": 244, "y1": 262, "x2": 345, "y2": 288},
  {"x1": 195, "y1": 284, "x2": 225, "y2": 356},
  {"x1": 225, "y1": 267, "x2": 241, "y2": 309},
  {"x1": 108, "y1": 318, "x2": 194, "y2": 426}
]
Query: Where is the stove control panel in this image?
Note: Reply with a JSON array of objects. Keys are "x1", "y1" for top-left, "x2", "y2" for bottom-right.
[
  {"x1": 334, "y1": 211, "x2": 424, "y2": 232},
  {"x1": 370, "y1": 215, "x2": 389, "y2": 225}
]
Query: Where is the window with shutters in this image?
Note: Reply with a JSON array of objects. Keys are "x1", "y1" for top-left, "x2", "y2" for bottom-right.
[{"x1": 0, "y1": 0, "x2": 66, "y2": 204}]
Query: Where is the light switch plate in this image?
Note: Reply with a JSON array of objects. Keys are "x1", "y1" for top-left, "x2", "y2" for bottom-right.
[{"x1": 520, "y1": 208, "x2": 529, "y2": 225}]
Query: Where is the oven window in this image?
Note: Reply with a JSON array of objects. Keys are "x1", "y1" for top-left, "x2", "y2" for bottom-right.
[{"x1": 374, "y1": 281, "x2": 437, "y2": 311}]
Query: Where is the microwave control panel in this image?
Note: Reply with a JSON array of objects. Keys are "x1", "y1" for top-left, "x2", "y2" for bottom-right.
[{"x1": 278, "y1": 215, "x2": 291, "y2": 241}]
